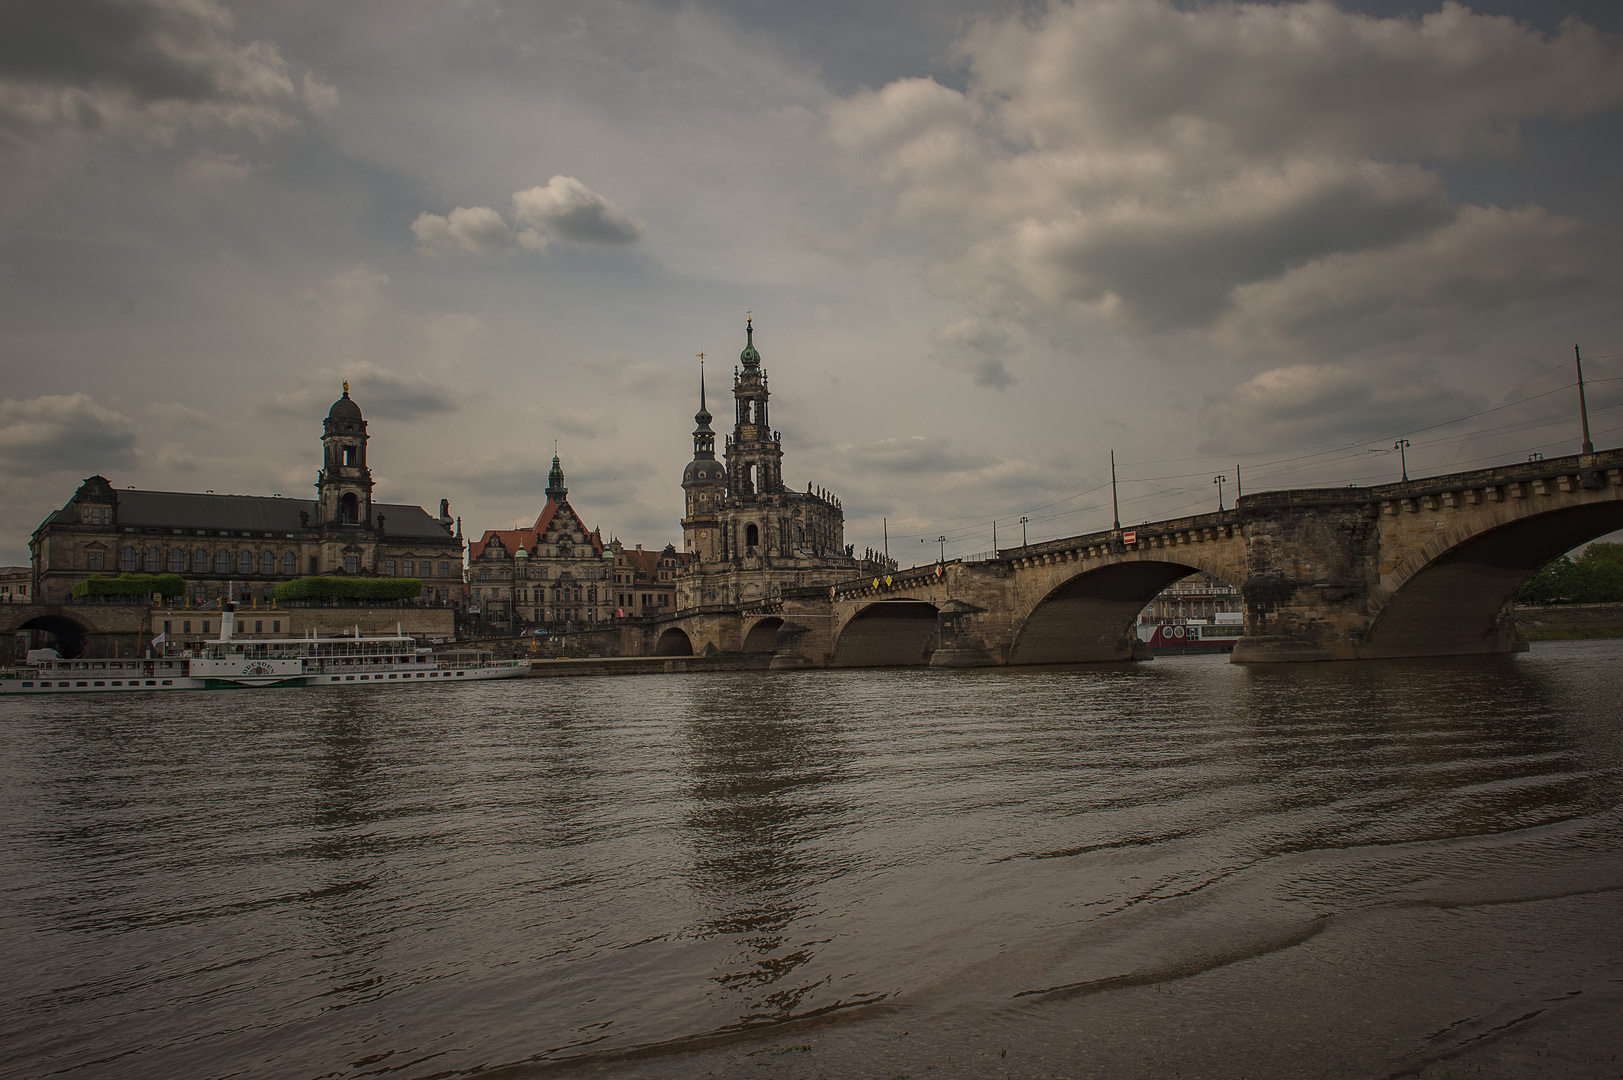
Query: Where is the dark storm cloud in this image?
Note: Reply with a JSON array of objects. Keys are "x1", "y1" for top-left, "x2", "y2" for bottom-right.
[
  {"x1": 0, "y1": 393, "x2": 137, "y2": 472},
  {"x1": 0, "y1": 0, "x2": 302, "y2": 139},
  {"x1": 828, "y1": 0, "x2": 1623, "y2": 352},
  {"x1": 262, "y1": 365, "x2": 459, "y2": 422}
]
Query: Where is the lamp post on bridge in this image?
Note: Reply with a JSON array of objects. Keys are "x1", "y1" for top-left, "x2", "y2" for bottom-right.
[
  {"x1": 1020, "y1": 516, "x2": 1029, "y2": 549},
  {"x1": 1213, "y1": 474, "x2": 1226, "y2": 512},
  {"x1": 1395, "y1": 438, "x2": 1411, "y2": 482},
  {"x1": 923, "y1": 535, "x2": 946, "y2": 564}
]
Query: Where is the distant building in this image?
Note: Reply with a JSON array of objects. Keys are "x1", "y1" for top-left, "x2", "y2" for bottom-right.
[
  {"x1": 678, "y1": 319, "x2": 886, "y2": 608},
  {"x1": 609, "y1": 542, "x2": 686, "y2": 618},
  {"x1": 1138, "y1": 572, "x2": 1242, "y2": 624},
  {"x1": 466, "y1": 455, "x2": 615, "y2": 628},
  {"x1": 0, "y1": 566, "x2": 31, "y2": 602},
  {"x1": 27, "y1": 386, "x2": 463, "y2": 605}
]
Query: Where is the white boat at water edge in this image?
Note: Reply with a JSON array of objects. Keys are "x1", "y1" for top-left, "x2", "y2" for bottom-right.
[{"x1": 1, "y1": 608, "x2": 528, "y2": 694}]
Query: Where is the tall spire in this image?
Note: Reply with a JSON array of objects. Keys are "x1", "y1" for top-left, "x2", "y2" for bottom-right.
[
  {"x1": 546, "y1": 454, "x2": 568, "y2": 500},
  {"x1": 739, "y1": 314, "x2": 761, "y2": 370},
  {"x1": 696, "y1": 352, "x2": 711, "y2": 425},
  {"x1": 692, "y1": 357, "x2": 716, "y2": 459}
]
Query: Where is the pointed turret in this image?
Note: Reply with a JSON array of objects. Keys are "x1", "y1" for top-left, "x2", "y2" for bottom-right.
[{"x1": 546, "y1": 454, "x2": 568, "y2": 501}]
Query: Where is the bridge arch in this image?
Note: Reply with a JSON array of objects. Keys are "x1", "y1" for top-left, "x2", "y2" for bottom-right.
[
  {"x1": 1010, "y1": 557, "x2": 1239, "y2": 665},
  {"x1": 15, "y1": 613, "x2": 89, "y2": 659},
  {"x1": 831, "y1": 599, "x2": 939, "y2": 667},
  {"x1": 1362, "y1": 500, "x2": 1623, "y2": 658},
  {"x1": 654, "y1": 627, "x2": 694, "y2": 656},
  {"x1": 742, "y1": 617, "x2": 783, "y2": 654}
]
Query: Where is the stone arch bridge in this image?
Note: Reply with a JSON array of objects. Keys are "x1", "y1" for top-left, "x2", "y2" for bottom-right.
[
  {"x1": 651, "y1": 447, "x2": 1623, "y2": 666},
  {"x1": 0, "y1": 603, "x2": 151, "y2": 658}
]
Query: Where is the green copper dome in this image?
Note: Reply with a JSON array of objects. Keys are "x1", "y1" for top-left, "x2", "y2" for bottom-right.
[{"x1": 739, "y1": 318, "x2": 760, "y2": 369}]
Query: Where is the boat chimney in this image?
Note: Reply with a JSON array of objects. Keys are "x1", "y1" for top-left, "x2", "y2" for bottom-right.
[{"x1": 220, "y1": 601, "x2": 235, "y2": 642}]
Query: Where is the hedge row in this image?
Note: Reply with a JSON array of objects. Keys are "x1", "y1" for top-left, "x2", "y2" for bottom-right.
[
  {"x1": 272, "y1": 576, "x2": 424, "y2": 602},
  {"x1": 72, "y1": 573, "x2": 188, "y2": 598}
]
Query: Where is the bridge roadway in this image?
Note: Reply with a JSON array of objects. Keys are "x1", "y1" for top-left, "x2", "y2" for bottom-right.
[{"x1": 652, "y1": 446, "x2": 1623, "y2": 665}]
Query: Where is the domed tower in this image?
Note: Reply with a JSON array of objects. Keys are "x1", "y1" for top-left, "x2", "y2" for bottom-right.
[
  {"x1": 682, "y1": 359, "x2": 727, "y2": 561},
  {"x1": 727, "y1": 317, "x2": 783, "y2": 508},
  {"x1": 317, "y1": 382, "x2": 374, "y2": 527}
]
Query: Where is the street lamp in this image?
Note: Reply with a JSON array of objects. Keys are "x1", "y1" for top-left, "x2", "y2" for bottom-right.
[
  {"x1": 1395, "y1": 438, "x2": 1411, "y2": 482},
  {"x1": 1213, "y1": 474, "x2": 1226, "y2": 512},
  {"x1": 1020, "y1": 516, "x2": 1029, "y2": 548},
  {"x1": 923, "y1": 535, "x2": 946, "y2": 563}
]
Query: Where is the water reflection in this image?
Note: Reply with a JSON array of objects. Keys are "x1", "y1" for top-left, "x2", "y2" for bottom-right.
[
  {"x1": 1, "y1": 644, "x2": 1620, "y2": 1080},
  {"x1": 678, "y1": 678, "x2": 857, "y2": 1020}
]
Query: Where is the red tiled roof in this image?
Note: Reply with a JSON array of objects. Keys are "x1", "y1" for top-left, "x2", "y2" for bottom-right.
[{"x1": 468, "y1": 498, "x2": 604, "y2": 561}]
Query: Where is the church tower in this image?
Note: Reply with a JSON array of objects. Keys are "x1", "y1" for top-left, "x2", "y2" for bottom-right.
[
  {"x1": 682, "y1": 360, "x2": 727, "y2": 561},
  {"x1": 726, "y1": 317, "x2": 785, "y2": 531},
  {"x1": 316, "y1": 383, "x2": 374, "y2": 527}
]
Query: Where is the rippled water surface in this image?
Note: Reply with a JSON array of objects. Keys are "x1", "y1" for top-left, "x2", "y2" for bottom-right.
[{"x1": 4, "y1": 642, "x2": 1623, "y2": 1079}]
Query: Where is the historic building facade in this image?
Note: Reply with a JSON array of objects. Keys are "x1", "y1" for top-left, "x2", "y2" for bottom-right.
[
  {"x1": 28, "y1": 387, "x2": 464, "y2": 605},
  {"x1": 678, "y1": 319, "x2": 887, "y2": 608},
  {"x1": 465, "y1": 456, "x2": 617, "y2": 628}
]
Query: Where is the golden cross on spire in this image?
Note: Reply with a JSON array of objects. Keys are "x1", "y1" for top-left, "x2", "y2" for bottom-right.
[
  {"x1": 746, "y1": 309, "x2": 752, "y2": 323},
  {"x1": 342, "y1": 380, "x2": 349, "y2": 394},
  {"x1": 696, "y1": 352, "x2": 705, "y2": 362}
]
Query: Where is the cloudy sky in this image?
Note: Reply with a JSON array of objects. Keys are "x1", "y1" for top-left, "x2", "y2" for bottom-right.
[{"x1": 3, "y1": 0, "x2": 1621, "y2": 567}]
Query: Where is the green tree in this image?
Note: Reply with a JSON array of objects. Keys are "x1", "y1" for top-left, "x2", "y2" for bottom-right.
[{"x1": 1517, "y1": 542, "x2": 1623, "y2": 605}]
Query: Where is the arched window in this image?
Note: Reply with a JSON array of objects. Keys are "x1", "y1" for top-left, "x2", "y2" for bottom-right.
[
  {"x1": 215, "y1": 550, "x2": 231, "y2": 575},
  {"x1": 340, "y1": 492, "x2": 359, "y2": 525},
  {"x1": 260, "y1": 551, "x2": 275, "y2": 576},
  {"x1": 121, "y1": 546, "x2": 138, "y2": 571},
  {"x1": 144, "y1": 546, "x2": 161, "y2": 572},
  {"x1": 193, "y1": 549, "x2": 209, "y2": 573},
  {"x1": 238, "y1": 549, "x2": 254, "y2": 574},
  {"x1": 283, "y1": 552, "x2": 296, "y2": 576},
  {"x1": 746, "y1": 523, "x2": 759, "y2": 547},
  {"x1": 169, "y1": 547, "x2": 186, "y2": 573}
]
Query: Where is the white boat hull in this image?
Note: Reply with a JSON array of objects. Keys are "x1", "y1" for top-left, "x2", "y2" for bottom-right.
[{"x1": 1, "y1": 661, "x2": 530, "y2": 694}]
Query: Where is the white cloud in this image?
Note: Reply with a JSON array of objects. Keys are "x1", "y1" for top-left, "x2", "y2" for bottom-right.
[
  {"x1": 0, "y1": 0, "x2": 304, "y2": 144},
  {"x1": 827, "y1": 0, "x2": 1623, "y2": 353},
  {"x1": 0, "y1": 393, "x2": 138, "y2": 472},
  {"x1": 513, "y1": 175, "x2": 643, "y2": 246},
  {"x1": 412, "y1": 176, "x2": 643, "y2": 255},
  {"x1": 411, "y1": 205, "x2": 514, "y2": 253}
]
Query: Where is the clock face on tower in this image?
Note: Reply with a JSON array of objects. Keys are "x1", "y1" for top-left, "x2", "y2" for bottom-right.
[{"x1": 698, "y1": 531, "x2": 708, "y2": 538}]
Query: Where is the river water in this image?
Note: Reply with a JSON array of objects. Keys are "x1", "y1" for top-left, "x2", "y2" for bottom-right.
[{"x1": 4, "y1": 641, "x2": 1622, "y2": 1080}]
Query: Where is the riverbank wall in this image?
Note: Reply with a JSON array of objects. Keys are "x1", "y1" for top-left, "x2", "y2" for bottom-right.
[{"x1": 1518, "y1": 602, "x2": 1623, "y2": 640}]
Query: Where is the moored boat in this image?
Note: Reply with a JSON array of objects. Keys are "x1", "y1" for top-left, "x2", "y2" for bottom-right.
[
  {"x1": 1135, "y1": 618, "x2": 1244, "y2": 655},
  {"x1": 1, "y1": 609, "x2": 527, "y2": 694}
]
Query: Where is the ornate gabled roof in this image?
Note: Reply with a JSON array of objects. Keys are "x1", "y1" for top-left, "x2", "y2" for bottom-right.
[{"x1": 466, "y1": 494, "x2": 605, "y2": 562}]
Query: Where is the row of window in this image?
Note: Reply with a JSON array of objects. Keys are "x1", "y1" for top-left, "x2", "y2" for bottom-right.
[
  {"x1": 108, "y1": 547, "x2": 300, "y2": 575},
  {"x1": 383, "y1": 560, "x2": 452, "y2": 578},
  {"x1": 99, "y1": 547, "x2": 454, "y2": 578}
]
